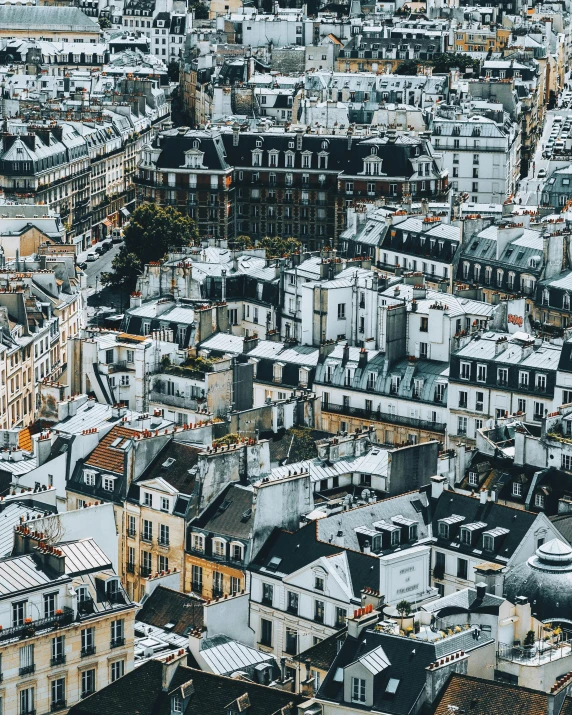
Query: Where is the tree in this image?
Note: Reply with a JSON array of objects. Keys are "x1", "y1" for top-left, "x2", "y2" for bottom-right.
[
  {"x1": 167, "y1": 60, "x2": 180, "y2": 83},
  {"x1": 98, "y1": 16, "x2": 112, "y2": 28},
  {"x1": 258, "y1": 235, "x2": 301, "y2": 258},
  {"x1": 430, "y1": 53, "x2": 480, "y2": 74},
  {"x1": 228, "y1": 235, "x2": 254, "y2": 250},
  {"x1": 396, "y1": 600, "x2": 412, "y2": 619},
  {"x1": 395, "y1": 60, "x2": 419, "y2": 75},
  {"x1": 189, "y1": 0, "x2": 209, "y2": 18},
  {"x1": 284, "y1": 427, "x2": 318, "y2": 461},
  {"x1": 102, "y1": 203, "x2": 199, "y2": 291},
  {"x1": 213, "y1": 433, "x2": 241, "y2": 447}
]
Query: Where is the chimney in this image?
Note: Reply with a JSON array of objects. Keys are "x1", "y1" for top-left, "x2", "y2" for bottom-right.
[
  {"x1": 243, "y1": 335, "x2": 259, "y2": 353},
  {"x1": 318, "y1": 340, "x2": 336, "y2": 363},
  {"x1": 130, "y1": 291, "x2": 142, "y2": 308},
  {"x1": 162, "y1": 651, "x2": 187, "y2": 692},
  {"x1": 430, "y1": 474, "x2": 446, "y2": 500},
  {"x1": 221, "y1": 268, "x2": 227, "y2": 303},
  {"x1": 342, "y1": 343, "x2": 350, "y2": 365},
  {"x1": 358, "y1": 348, "x2": 368, "y2": 369},
  {"x1": 35, "y1": 544, "x2": 66, "y2": 577},
  {"x1": 347, "y1": 605, "x2": 379, "y2": 639},
  {"x1": 335, "y1": 529, "x2": 344, "y2": 547},
  {"x1": 280, "y1": 656, "x2": 287, "y2": 682},
  {"x1": 35, "y1": 432, "x2": 52, "y2": 466},
  {"x1": 363, "y1": 539, "x2": 371, "y2": 555},
  {"x1": 479, "y1": 489, "x2": 487, "y2": 505},
  {"x1": 232, "y1": 123, "x2": 240, "y2": 146},
  {"x1": 475, "y1": 582, "x2": 486, "y2": 599}
]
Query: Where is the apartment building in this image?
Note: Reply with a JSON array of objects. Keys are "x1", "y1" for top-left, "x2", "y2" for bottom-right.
[
  {"x1": 448, "y1": 331, "x2": 560, "y2": 445},
  {"x1": 123, "y1": 441, "x2": 197, "y2": 601},
  {"x1": 431, "y1": 111, "x2": 520, "y2": 204},
  {"x1": 0, "y1": 530, "x2": 135, "y2": 715},
  {"x1": 135, "y1": 125, "x2": 448, "y2": 248},
  {"x1": 0, "y1": 6, "x2": 101, "y2": 42}
]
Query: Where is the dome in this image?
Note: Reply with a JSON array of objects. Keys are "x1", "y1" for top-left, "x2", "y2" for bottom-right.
[{"x1": 503, "y1": 538, "x2": 572, "y2": 623}]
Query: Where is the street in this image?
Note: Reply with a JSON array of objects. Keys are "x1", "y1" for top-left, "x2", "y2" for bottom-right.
[{"x1": 82, "y1": 242, "x2": 121, "y2": 292}]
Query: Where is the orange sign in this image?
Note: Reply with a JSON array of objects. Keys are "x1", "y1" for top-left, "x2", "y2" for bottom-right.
[{"x1": 508, "y1": 314, "x2": 523, "y2": 327}]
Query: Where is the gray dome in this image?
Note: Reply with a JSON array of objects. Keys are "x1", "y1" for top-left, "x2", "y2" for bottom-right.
[{"x1": 504, "y1": 538, "x2": 572, "y2": 623}]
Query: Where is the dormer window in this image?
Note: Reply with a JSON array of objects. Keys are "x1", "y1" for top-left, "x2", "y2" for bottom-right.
[
  {"x1": 172, "y1": 695, "x2": 183, "y2": 713},
  {"x1": 482, "y1": 526, "x2": 508, "y2": 551},
  {"x1": 256, "y1": 139, "x2": 262, "y2": 148},
  {"x1": 192, "y1": 533, "x2": 204, "y2": 552},
  {"x1": 84, "y1": 471, "x2": 95, "y2": 486},
  {"x1": 103, "y1": 476, "x2": 116, "y2": 491},
  {"x1": 438, "y1": 522, "x2": 449, "y2": 538},
  {"x1": 315, "y1": 575, "x2": 324, "y2": 591},
  {"x1": 213, "y1": 538, "x2": 226, "y2": 557}
]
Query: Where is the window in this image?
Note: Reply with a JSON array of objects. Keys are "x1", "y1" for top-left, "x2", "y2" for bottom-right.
[
  {"x1": 84, "y1": 472, "x2": 95, "y2": 486},
  {"x1": 44, "y1": 592, "x2": 57, "y2": 618},
  {"x1": 563, "y1": 454, "x2": 572, "y2": 471},
  {"x1": 19, "y1": 644, "x2": 34, "y2": 675},
  {"x1": 81, "y1": 627, "x2": 95, "y2": 656},
  {"x1": 534, "y1": 401, "x2": 545, "y2": 420},
  {"x1": 143, "y1": 520, "x2": 152, "y2": 542},
  {"x1": 111, "y1": 660, "x2": 124, "y2": 682},
  {"x1": 335, "y1": 607, "x2": 347, "y2": 628},
  {"x1": 497, "y1": 368, "x2": 508, "y2": 386},
  {"x1": 458, "y1": 390, "x2": 468, "y2": 408},
  {"x1": 158, "y1": 555, "x2": 169, "y2": 572},
  {"x1": 213, "y1": 539, "x2": 225, "y2": 557},
  {"x1": 141, "y1": 551, "x2": 152, "y2": 577},
  {"x1": 144, "y1": 492, "x2": 152, "y2": 506},
  {"x1": 213, "y1": 571, "x2": 223, "y2": 597},
  {"x1": 81, "y1": 669, "x2": 95, "y2": 698},
  {"x1": 477, "y1": 364, "x2": 487, "y2": 382},
  {"x1": 12, "y1": 600, "x2": 26, "y2": 626},
  {"x1": 172, "y1": 696, "x2": 183, "y2": 713},
  {"x1": 475, "y1": 391, "x2": 484, "y2": 412},
  {"x1": 519, "y1": 371, "x2": 529, "y2": 388},
  {"x1": 191, "y1": 565, "x2": 203, "y2": 592},
  {"x1": 438, "y1": 522, "x2": 449, "y2": 539},
  {"x1": 262, "y1": 583, "x2": 273, "y2": 606},
  {"x1": 337, "y1": 303, "x2": 346, "y2": 320},
  {"x1": 483, "y1": 534, "x2": 494, "y2": 551},
  {"x1": 314, "y1": 600, "x2": 325, "y2": 623},
  {"x1": 535, "y1": 493, "x2": 545, "y2": 508},
  {"x1": 191, "y1": 533, "x2": 204, "y2": 552},
  {"x1": 127, "y1": 515, "x2": 136, "y2": 537},
  {"x1": 51, "y1": 636, "x2": 65, "y2": 666},
  {"x1": 352, "y1": 677, "x2": 366, "y2": 702},
  {"x1": 231, "y1": 543, "x2": 243, "y2": 562},
  {"x1": 51, "y1": 678, "x2": 65, "y2": 709},
  {"x1": 563, "y1": 390, "x2": 572, "y2": 406},
  {"x1": 230, "y1": 577, "x2": 241, "y2": 595},
  {"x1": 512, "y1": 482, "x2": 523, "y2": 497},
  {"x1": 460, "y1": 362, "x2": 471, "y2": 380},
  {"x1": 103, "y1": 476, "x2": 115, "y2": 491},
  {"x1": 287, "y1": 591, "x2": 299, "y2": 614},
  {"x1": 457, "y1": 558, "x2": 468, "y2": 580},
  {"x1": 468, "y1": 471, "x2": 478, "y2": 486},
  {"x1": 536, "y1": 374, "x2": 547, "y2": 391},
  {"x1": 260, "y1": 618, "x2": 272, "y2": 646},
  {"x1": 420, "y1": 316, "x2": 428, "y2": 332},
  {"x1": 159, "y1": 524, "x2": 169, "y2": 547},
  {"x1": 314, "y1": 575, "x2": 325, "y2": 591},
  {"x1": 458, "y1": 416, "x2": 467, "y2": 436},
  {"x1": 20, "y1": 687, "x2": 34, "y2": 715},
  {"x1": 111, "y1": 619, "x2": 124, "y2": 647},
  {"x1": 285, "y1": 627, "x2": 298, "y2": 655}
]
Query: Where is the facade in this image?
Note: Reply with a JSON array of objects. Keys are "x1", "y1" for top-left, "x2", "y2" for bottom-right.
[
  {"x1": 0, "y1": 6, "x2": 101, "y2": 41},
  {"x1": 135, "y1": 126, "x2": 448, "y2": 247},
  {"x1": 1, "y1": 530, "x2": 135, "y2": 714}
]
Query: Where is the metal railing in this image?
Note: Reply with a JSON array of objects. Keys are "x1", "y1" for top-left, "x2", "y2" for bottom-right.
[
  {"x1": 81, "y1": 645, "x2": 96, "y2": 658},
  {"x1": 497, "y1": 638, "x2": 572, "y2": 664},
  {"x1": 0, "y1": 608, "x2": 74, "y2": 642},
  {"x1": 321, "y1": 402, "x2": 446, "y2": 433}
]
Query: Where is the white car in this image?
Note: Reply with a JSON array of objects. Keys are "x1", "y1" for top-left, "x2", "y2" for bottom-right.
[
  {"x1": 86, "y1": 252, "x2": 97, "y2": 262},
  {"x1": 537, "y1": 169, "x2": 547, "y2": 178}
]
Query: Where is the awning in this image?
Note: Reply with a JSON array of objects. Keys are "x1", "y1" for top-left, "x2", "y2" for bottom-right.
[
  {"x1": 120, "y1": 207, "x2": 131, "y2": 218},
  {"x1": 102, "y1": 218, "x2": 113, "y2": 228}
]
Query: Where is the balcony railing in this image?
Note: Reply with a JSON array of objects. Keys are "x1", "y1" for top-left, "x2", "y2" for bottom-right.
[
  {"x1": 111, "y1": 637, "x2": 125, "y2": 649},
  {"x1": 81, "y1": 645, "x2": 96, "y2": 658},
  {"x1": 78, "y1": 599, "x2": 94, "y2": 616},
  {"x1": 0, "y1": 607, "x2": 74, "y2": 642},
  {"x1": 140, "y1": 567, "x2": 152, "y2": 578},
  {"x1": 127, "y1": 563, "x2": 135, "y2": 573},
  {"x1": 19, "y1": 665, "x2": 35, "y2": 676},
  {"x1": 51, "y1": 701, "x2": 67, "y2": 712},
  {"x1": 321, "y1": 402, "x2": 446, "y2": 433},
  {"x1": 50, "y1": 655, "x2": 66, "y2": 667}
]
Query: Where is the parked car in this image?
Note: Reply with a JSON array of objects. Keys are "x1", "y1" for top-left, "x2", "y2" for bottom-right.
[
  {"x1": 111, "y1": 227, "x2": 123, "y2": 243},
  {"x1": 77, "y1": 261, "x2": 87, "y2": 270},
  {"x1": 538, "y1": 168, "x2": 547, "y2": 178},
  {"x1": 95, "y1": 245, "x2": 104, "y2": 255},
  {"x1": 86, "y1": 253, "x2": 97, "y2": 262},
  {"x1": 101, "y1": 241, "x2": 112, "y2": 252}
]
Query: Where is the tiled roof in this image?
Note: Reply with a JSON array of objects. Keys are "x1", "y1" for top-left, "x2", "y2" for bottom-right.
[
  {"x1": 433, "y1": 673, "x2": 570, "y2": 715},
  {"x1": 295, "y1": 629, "x2": 346, "y2": 671},
  {"x1": 84, "y1": 425, "x2": 139, "y2": 474},
  {"x1": 137, "y1": 586, "x2": 204, "y2": 636}
]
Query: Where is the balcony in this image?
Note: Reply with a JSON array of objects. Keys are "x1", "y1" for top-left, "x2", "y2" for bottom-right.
[
  {"x1": 81, "y1": 645, "x2": 96, "y2": 658},
  {"x1": 0, "y1": 607, "x2": 74, "y2": 642},
  {"x1": 78, "y1": 599, "x2": 94, "y2": 616},
  {"x1": 50, "y1": 655, "x2": 66, "y2": 667},
  {"x1": 111, "y1": 637, "x2": 125, "y2": 649},
  {"x1": 321, "y1": 402, "x2": 446, "y2": 433},
  {"x1": 497, "y1": 639, "x2": 572, "y2": 665},
  {"x1": 19, "y1": 665, "x2": 35, "y2": 676}
]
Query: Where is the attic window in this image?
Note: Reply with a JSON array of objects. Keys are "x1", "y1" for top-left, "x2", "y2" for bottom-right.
[
  {"x1": 468, "y1": 471, "x2": 478, "y2": 486},
  {"x1": 386, "y1": 678, "x2": 400, "y2": 695},
  {"x1": 172, "y1": 696, "x2": 182, "y2": 713},
  {"x1": 267, "y1": 556, "x2": 282, "y2": 571}
]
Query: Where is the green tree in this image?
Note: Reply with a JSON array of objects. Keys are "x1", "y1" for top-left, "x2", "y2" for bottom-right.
[
  {"x1": 189, "y1": 0, "x2": 209, "y2": 18},
  {"x1": 258, "y1": 235, "x2": 301, "y2": 258},
  {"x1": 167, "y1": 60, "x2": 180, "y2": 83},
  {"x1": 284, "y1": 427, "x2": 318, "y2": 461},
  {"x1": 98, "y1": 16, "x2": 112, "y2": 28},
  {"x1": 102, "y1": 203, "x2": 199, "y2": 290},
  {"x1": 229, "y1": 234, "x2": 254, "y2": 250},
  {"x1": 430, "y1": 52, "x2": 480, "y2": 74},
  {"x1": 395, "y1": 60, "x2": 419, "y2": 75},
  {"x1": 396, "y1": 600, "x2": 412, "y2": 619},
  {"x1": 213, "y1": 433, "x2": 241, "y2": 447}
]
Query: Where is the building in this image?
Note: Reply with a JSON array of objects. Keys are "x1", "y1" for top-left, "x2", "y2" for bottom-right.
[
  {"x1": 135, "y1": 126, "x2": 448, "y2": 247},
  {"x1": 431, "y1": 110, "x2": 520, "y2": 204},
  {"x1": 0, "y1": 6, "x2": 101, "y2": 42},
  {"x1": 1, "y1": 529, "x2": 136, "y2": 713}
]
